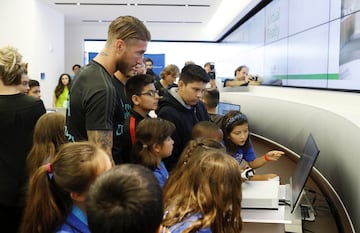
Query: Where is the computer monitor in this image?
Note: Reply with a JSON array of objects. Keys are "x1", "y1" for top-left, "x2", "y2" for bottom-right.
[
  {"x1": 290, "y1": 134, "x2": 320, "y2": 213},
  {"x1": 217, "y1": 102, "x2": 241, "y2": 115}
]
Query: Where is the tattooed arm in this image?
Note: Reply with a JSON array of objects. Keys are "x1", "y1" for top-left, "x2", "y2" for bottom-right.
[{"x1": 87, "y1": 130, "x2": 114, "y2": 164}]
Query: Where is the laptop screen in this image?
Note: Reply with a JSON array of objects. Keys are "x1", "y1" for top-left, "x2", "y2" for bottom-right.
[
  {"x1": 217, "y1": 102, "x2": 241, "y2": 115},
  {"x1": 291, "y1": 134, "x2": 320, "y2": 213}
]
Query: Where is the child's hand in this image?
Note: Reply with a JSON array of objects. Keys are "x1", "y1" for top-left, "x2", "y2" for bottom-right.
[{"x1": 265, "y1": 150, "x2": 284, "y2": 161}]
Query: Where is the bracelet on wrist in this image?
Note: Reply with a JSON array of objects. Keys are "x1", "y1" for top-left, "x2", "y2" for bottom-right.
[{"x1": 264, "y1": 153, "x2": 271, "y2": 162}]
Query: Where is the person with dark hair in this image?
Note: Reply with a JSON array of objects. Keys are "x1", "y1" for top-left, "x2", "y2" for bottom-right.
[
  {"x1": 222, "y1": 110, "x2": 283, "y2": 180},
  {"x1": 144, "y1": 57, "x2": 160, "y2": 81},
  {"x1": 53, "y1": 73, "x2": 71, "y2": 107},
  {"x1": 204, "y1": 62, "x2": 217, "y2": 88},
  {"x1": 72, "y1": 64, "x2": 81, "y2": 79},
  {"x1": 87, "y1": 164, "x2": 164, "y2": 233},
  {"x1": 65, "y1": 15, "x2": 151, "y2": 161},
  {"x1": 157, "y1": 64, "x2": 210, "y2": 171},
  {"x1": 223, "y1": 65, "x2": 261, "y2": 87},
  {"x1": 131, "y1": 118, "x2": 175, "y2": 187},
  {"x1": 202, "y1": 88, "x2": 223, "y2": 127},
  {"x1": 0, "y1": 46, "x2": 46, "y2": 232},
  {"x1": 27, "y1": 79, "x2": 41, "y2": 99},
  {"x1": 119, "y1": 74, "x2": 159, "y2": 163}
]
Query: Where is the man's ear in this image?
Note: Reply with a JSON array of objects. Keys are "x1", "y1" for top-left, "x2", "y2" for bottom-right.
[{"x1": 115, "y1": 39, "x2": 126, "y2": 52}]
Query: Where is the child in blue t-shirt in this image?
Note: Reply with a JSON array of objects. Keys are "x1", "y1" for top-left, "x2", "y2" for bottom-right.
[
  {"x1": 222, "y1": 110, "x2": 284, "y2": 180},
  {"x1": 130, "y1": 118, "x2": 175, "y2": 187}
]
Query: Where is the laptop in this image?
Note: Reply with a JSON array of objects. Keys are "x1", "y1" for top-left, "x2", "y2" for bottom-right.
[{"x1": 217, "y1": 102, "x2": 241, "y2": 115}]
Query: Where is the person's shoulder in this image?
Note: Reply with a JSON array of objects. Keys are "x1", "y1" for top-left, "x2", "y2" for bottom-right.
[
  {"x1": 168, "y1": 214, "x2": 210, "y2": 233},
  {"x1": 21, "y1": 95, "x2": 45, "y2": 108}
]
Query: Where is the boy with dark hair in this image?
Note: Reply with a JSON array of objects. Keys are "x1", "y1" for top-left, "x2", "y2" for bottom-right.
[
  {"x1": 27, "y1": 79, "x2": 41, "y2": 99},
  {"x1": 157, "y1": 64, "x2": 210, "y2": 171},
  {"x1": 202, "y1": 88, "x2": 223, "y2": 127},
  {"x1": 87, "y1": 164, "x2": 163, "y2": 233},
  {"x1": 119, "y1": 74, "x2": 159, "y2": 163}
]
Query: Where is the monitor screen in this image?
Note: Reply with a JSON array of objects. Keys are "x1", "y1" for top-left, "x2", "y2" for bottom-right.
[
  {"x1": 291, "y1": 134, "x2": 320, "y2": 213},
  {"x1": 217, "y1": 102, "x2": 241, "y2": 115}
]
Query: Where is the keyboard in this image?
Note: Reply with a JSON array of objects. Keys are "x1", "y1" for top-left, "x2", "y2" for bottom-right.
[{"x1": 300, "y1": 204, "x2": 315, "y2": 221}]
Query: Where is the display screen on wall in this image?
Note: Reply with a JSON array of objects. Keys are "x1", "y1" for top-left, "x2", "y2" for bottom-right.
[{"x1": 223, "y1": 0, "x2": 360, "y2": 92}]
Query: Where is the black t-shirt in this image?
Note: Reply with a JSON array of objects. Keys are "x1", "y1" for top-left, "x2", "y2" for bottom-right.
[
  {"x1": 111, "y1": 77, "x2": 131, "y2": 164},
  {"x1": 0, "y1": 93, "x2": 46, "y2": 205},
  {"x1": 223, "y1": 78, "x2": 249, "y2": 87},
  {"x1": 65, "y1": 60, "x2": 116, "y2": 142}
]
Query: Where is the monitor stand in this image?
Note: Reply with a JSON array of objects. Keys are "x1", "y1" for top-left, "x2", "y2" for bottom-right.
[{"x1": 285, "y1": 191, "x2": 316, "y2": 233}]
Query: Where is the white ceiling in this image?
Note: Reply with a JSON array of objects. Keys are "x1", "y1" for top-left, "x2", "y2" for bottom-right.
[{"x1": 39, "y1": 0, "x2": 263, "y2": 41}]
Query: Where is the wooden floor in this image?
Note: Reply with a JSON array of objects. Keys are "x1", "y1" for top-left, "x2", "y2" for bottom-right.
[{"x1": 243, "y1": 136, "x2": 339, "y2": 233}]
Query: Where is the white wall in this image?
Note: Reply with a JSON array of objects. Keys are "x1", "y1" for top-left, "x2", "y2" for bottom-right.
[
  {"x1": 0, "y1": 0, "x2": 64, "y2": 108},
  {"x1": 220, "y1": 86, "x2": 359, "y2": 231}
]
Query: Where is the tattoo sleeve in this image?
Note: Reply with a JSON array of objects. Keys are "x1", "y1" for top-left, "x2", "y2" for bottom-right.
[{"x1": 87, "y1": 130, "x2": 113, "y2": 157}]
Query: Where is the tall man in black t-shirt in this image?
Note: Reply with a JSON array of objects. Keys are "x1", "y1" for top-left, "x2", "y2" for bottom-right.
[{"x1": 65, "y1": 16, "x2": 151, "y2": 162}]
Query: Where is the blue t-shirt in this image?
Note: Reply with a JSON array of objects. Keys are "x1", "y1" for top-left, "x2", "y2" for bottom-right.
[
  {"x1": 232, "y1": 143, "x2": 256, "y2": 164},
  {"x1": 56, "y1": 205, "x2": 90, "y2": 233},
  {"x1": 169, "y1": 213, "x2": 211, "y2": 233},
  {"x1": 153, "y1": 161, "x2": 169, "y2": 187}
]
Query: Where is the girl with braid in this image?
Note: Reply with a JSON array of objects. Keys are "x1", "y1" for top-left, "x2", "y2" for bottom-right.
[{"x1": 19, "y1": 142, "x2": 112, "y2": 233}]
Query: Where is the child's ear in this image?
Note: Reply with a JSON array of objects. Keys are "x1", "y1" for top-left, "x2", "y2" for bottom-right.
[
  {"x1": 70, "y1": 192, "x2": 86, "y2": 202},
  {"x1": 131, "y1": 95, "x2": 140, "y2": 106},
  {"x1": 152, "y1": 143, "x2": 161, "y2": 153}
]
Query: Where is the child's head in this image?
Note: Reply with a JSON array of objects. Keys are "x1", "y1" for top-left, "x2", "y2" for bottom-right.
[
  {"x1": 166, "y1": 138, "x2": 225, "y2": 195},
  {"x1": 28, "y1": 79, "x2": 41, "y2": 99},
  {"x1": 87, "y1": 164, "x2": 163, "y2": 233},
  {"x1": 177, "y1": 64, "x2": 210, "y2": 106},
  {"x1": 131, "y1": 118, "x2": 175, "y2": 170},
  {"x1": 125, "y1": 74, "x2": 158, "y2": 114},
  {"x1": 163, "y1": 149, "x2": 243, "y2": 233},
  {"x1": 202, "y1": 88, "x2": 220, "y2": 110},
  {"x1": 222, "y1": 111, "x2": 250, "y2": 153},
  {"x1": 192, "y1": 121, "x2": 223, "y2": 142},
  {"x1": 26, "y1": 112, "x2": 67, "y2": 176},
  {"x1": 21, "y1": 142, "x2": 112, "y2": 233}
]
